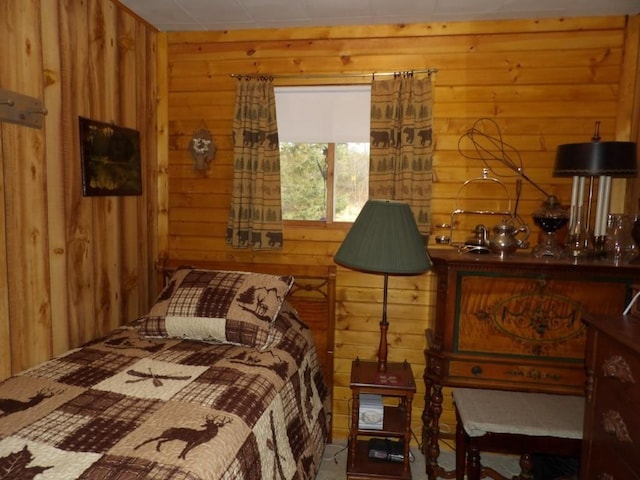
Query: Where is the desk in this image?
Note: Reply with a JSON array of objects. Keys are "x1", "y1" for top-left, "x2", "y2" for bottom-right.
[{"x1": 422, "y1": 249, "x2": 640, "y2": 479}]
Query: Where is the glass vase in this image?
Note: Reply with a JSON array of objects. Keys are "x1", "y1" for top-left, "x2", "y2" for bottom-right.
[
  {"x1": 565, "y1": 204, "x2": 589, "y2": 257},
  {"x1": 604, "y1": 213, "x2": 634, "y2": 264}
]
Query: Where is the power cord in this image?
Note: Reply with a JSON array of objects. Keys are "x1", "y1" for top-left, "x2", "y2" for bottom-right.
[
  {"x1": 322, "y1": 443, "x2": 347, "y2": 464},
  {"x1": 623, "y1": 289, "x2": 640, "y2": 315}
]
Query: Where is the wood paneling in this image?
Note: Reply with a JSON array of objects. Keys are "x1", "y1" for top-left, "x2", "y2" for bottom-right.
[
  {"x1": 0, "y1": 0, "x2": 158, "y2": 376},
  {"x1": 0, "y1": 126, "x2": 8, "y2": 380},
  {"x1": 1, "y1": 0, "x2": 52, "y2": 373},
  {"x1": 166, "y1": 15, "x2": 640, "y2": 441}
]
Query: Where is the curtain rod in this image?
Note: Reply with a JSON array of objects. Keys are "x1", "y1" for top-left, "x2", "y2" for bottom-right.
[{"x1": 230, "y1": 68, "x2": 437, "y2": 80}]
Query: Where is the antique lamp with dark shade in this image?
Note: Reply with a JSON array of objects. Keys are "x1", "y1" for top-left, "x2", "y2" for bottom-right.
[
  {"x1": 553, "y1": 126, "x2": 637, "y2": 256},
  {"x1": 334, "y1": 199, "x2": 431, "y2": 373}
]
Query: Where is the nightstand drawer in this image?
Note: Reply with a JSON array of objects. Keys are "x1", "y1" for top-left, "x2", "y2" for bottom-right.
[{"x1": 447, "y1": 358, "x2": 584, "y2": 391}]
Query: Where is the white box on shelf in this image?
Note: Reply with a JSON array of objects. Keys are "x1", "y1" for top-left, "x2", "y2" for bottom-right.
[{"x1": 359, "y1": 393, "x2": 384, "y2": 430}]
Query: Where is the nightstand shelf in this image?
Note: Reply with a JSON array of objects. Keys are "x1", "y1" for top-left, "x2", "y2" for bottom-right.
[
  {"x1": 347, "y1": 359, "x2": 416, "y2": 480},
  {"x1": 357, "y1": 405, "x2": 406, "y2": 436}
]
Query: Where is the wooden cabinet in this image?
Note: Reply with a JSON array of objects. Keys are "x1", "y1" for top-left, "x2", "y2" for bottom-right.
[
  {"x1": 348, "y1": 359, "x2": 416, "y2": 480},
  {"x1": 422, "y1": 250, "x2": 640, "y2": 480},
  {"x1": 582, "y1": 315, "x2": 640, "y2": 480}
]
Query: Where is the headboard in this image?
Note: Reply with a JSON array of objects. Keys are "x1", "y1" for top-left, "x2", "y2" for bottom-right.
[{"x1": 158, "y1": 259, "x2": 337, "y2": 397}]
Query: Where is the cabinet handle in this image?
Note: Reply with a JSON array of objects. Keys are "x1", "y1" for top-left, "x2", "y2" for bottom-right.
[
  {"x1": 471, "y1": 366, "x2": 483, "y2": 376},
  {"x1": 601, "y1": 409, "x2": 632, "y2": 443},
  {"x1": 602, "y1": 355, "x2": 635, "y2": 384}
]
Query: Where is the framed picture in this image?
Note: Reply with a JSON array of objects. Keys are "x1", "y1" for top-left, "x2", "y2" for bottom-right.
[{"x1": 79, "y1": 116, "x2": 142, "y2": 196}]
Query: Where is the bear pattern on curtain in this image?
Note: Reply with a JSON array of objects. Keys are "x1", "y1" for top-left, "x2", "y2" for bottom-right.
[
  {"x1": 369, "y1": 73, "x2": 434, "y2": 236},
  {"x1": 227, "y1": 77, "x2": 284, "y2": 250}
]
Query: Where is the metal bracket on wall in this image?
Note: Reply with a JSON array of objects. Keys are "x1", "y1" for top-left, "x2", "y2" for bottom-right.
[{"x1": 0, "y1": 88, "x2": 47, "y2": 129}]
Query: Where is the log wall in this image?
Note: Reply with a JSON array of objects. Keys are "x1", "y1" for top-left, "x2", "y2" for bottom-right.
[
  {"x1": 0, "y1": 0, "x2": 158, "y2": 378},
  {"x1": 165, "y1": 15, "x2": 640, "y2": 441}
]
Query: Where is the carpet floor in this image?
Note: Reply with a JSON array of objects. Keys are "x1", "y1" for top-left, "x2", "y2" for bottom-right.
[{"x1": 316, "y1": 442, "x2": 521, "y2": 480}]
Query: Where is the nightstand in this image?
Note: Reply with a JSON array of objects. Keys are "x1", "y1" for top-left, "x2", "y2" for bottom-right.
[{"x1": 347, "y1": 358, "x2": 416, "y2": 480}]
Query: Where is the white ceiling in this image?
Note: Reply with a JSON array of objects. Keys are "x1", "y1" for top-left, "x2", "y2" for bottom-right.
[{"x1": 118, "y1": 0, "x2": 640, "y2": 32}]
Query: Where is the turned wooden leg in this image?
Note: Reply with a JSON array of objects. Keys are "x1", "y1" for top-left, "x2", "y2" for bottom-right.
[
  {"x1": 348, "y1": 393, "x2": 359, "y2": 469},
  {"x1": 422, "y1": 369, "x2": 432, "y2": 456},
  {"x1": 468, "y1": 446, "x2": 481, "y2": 480},
  {"x1": 514, "y1": 453, "x2": 534, "y2": 480},
  {"x1": 425, "y1": 383, "x2": 444, "y2": 479},
  {"x1": 455, "y1": 409, "x2": 466, "y2": 480}
]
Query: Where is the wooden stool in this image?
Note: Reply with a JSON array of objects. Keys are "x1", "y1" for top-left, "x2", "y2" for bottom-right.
[{"x1": 452, "y1": 388, "x2": 583, "y2": 480}]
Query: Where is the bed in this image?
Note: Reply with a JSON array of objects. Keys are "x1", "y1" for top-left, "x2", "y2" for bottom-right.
[{"x1": 0, "y1": 260, "x2": 336, "y2": 480}]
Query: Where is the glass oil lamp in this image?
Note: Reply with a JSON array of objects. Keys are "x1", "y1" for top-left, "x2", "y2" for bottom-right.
[{"x1": 532, "y1": 195, "x2": 569, "y2": 259}]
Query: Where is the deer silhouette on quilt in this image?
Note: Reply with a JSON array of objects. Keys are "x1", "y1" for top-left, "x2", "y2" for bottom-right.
[
  {"x1": 135, "y1": 415, "x2": 232, "y2": 459},
  {"x1": 0, "y1": 388, "x2": 58, "y2": 417}
]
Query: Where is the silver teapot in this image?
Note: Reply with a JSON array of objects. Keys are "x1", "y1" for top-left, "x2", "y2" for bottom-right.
[{"x1": 489, "y1": 221, "x2": 530, "y2": 257}]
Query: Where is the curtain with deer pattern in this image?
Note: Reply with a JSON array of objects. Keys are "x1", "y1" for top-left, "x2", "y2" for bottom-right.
[
  {"x1": 227, "y1": 77, "x2": 284, "y2": 250},
  {"x1": 369, "y1": 73, "x2": 434, "y2": 235}
]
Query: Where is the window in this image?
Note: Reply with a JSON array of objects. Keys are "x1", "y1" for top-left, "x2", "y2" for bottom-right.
[{"x1": 275, "y1": 85, "x2": 371, "y2": 222}]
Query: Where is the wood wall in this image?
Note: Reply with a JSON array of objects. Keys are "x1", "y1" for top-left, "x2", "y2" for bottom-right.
[
  {"x1": 0, "y1": 0, "x2": 158, "y2": 378},
  {"x1": 164, "y1": 15, "x2": 640, "y2": 441}
]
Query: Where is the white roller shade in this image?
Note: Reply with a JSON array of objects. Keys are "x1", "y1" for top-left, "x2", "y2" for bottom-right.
[{"x1": 274, "y1": 85, "x2": 371, "y2": 143}]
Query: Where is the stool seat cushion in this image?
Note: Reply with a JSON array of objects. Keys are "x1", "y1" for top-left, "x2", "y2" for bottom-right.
[{"x1": 453, "y1": 388, "x2": 584, "y2": 439}]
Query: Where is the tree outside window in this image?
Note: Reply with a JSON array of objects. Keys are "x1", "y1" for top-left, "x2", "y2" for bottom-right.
[{"x1": 280, "y1": 142, "x2": 369, "y2": 222}]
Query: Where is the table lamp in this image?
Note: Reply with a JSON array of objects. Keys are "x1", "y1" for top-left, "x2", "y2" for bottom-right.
[
  {"x1": 334, "y1": 199, "x2": 431, "y2": 372},
  {"x1": 553, "y1": 124, "x2": 637, "y2": 256}
]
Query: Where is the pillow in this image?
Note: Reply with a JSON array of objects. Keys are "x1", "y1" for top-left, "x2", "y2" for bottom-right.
[
  {"x1": 137, "y1": 267, "x2": 294, "y2": 348},
  {"x1": 261, "y1": 299, "x2": 299, "y2": 351}
]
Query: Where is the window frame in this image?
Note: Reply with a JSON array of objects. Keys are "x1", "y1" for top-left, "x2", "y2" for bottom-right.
[
  {"x1": 275, "y1": 84, "x2": 370, "y2": 225},
  {"x1": 280, "y1": 141, "x2": 371, "y2": 225}
]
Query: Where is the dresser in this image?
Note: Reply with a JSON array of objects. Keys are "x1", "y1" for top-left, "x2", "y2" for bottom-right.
[
  {"x1": 582, "y1": 314, "x2": 640, "y2": 480},
  {"x1": 422, "y1": 249, "x2": 640, "y2": 479}
]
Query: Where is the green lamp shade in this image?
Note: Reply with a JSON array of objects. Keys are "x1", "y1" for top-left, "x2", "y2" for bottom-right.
[{"x1": 334, "y1": 199, "x2": 431, "y2": 275}]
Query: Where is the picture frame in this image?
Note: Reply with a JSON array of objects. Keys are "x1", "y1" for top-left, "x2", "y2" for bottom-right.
[{"x1": 79, "y1": 116, "x2": 142, "y2": 196}]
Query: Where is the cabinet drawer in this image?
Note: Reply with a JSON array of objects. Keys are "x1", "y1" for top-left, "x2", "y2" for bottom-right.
[
  {"x1": 594, "y1": 334, "x2": 640, "y2": 399},
  {"x1": 590, "y1": 386, "x2": 639, "y2": 468},
  {"x1": 447, "y1": 358, "x2": 585, "y2": 391},
  {"x1": 585, "y1": 441, "x2": 640, "y2": 480}
]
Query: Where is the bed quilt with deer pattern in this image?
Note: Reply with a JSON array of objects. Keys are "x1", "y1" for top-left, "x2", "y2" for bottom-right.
[{"x1": 0, "y1": 301, "x2": 330, "y2": 480}]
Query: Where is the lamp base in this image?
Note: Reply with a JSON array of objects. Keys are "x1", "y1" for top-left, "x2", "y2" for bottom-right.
[
  {"x1": 531, "y1": 231, "x2": 564, "y2": 259},
  {"x1": 593, "y1": 235, "x2": 607, "y2": 258},
  {"x1": 377, "y1": 320, "x2": 388, "y2": 373}
]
